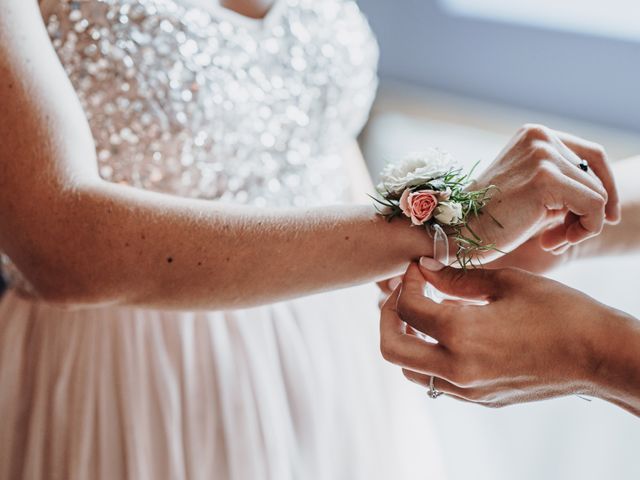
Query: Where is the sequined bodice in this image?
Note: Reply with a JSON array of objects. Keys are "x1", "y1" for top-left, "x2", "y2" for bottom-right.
[{"x1": 43, "y1": 0, "x2": 379, "y2": 206}]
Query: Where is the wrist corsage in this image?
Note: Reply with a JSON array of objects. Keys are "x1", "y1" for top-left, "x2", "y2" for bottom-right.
[{"x1": 373, "y1": 149, "x2": 501, "y2": 267}]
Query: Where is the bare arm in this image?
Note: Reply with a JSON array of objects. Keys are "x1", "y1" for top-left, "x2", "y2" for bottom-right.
[
  {"x1": 593, "y1": 308, "x2": 640, "y2": 417},
  {"x1": 0, "y1": 0, "x2": 432, "y2": 310}
]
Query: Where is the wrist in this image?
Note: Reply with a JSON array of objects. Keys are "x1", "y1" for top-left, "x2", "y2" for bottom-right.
[
  {"x1": 584, "y1": 307, "x2": 640, "y2": 410},
  {"x1": 379, "y1": 211, "x2": 434, "y2": 263},
  {"x1": 399, "y1": 219, "x2": 435, "y2": 262}
]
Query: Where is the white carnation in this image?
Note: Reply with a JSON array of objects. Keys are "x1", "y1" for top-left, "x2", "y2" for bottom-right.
[
  {"x1": 377, "y1": 149, "x2": 455, "y2": 195},
  {"x1": 434, "y1": 201, "x2": 463, "y2": 225}
]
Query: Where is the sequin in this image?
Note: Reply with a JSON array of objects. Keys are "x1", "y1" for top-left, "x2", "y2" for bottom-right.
[{"x1": 1, "y1": 0, "x2": 378, "y2": 289}]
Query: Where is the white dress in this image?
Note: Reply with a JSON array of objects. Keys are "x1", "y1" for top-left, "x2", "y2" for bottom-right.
[{"x1": 0, "y1": 1, "x2": 444, "y2": 479}]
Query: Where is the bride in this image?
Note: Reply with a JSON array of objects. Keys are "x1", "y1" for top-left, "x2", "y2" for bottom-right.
[{"x1": 0, "y1": 0, "x2": 619, "y2": 478}]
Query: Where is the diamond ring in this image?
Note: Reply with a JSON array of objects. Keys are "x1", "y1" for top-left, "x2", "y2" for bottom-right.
[{"x1": 428, "y1": 376, "x2": 443, "y2": 399}]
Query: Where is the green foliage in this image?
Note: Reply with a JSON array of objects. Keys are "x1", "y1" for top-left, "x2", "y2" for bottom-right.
[{"x1": 374, "y1": 163, "x2": 502, "y2": 268}]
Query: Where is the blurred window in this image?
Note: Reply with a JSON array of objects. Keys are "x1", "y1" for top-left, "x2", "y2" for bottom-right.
[
  {"x1": 443, "y1": 0, "x2": 640, "y2": 41},
  {"x1": 358, "y1": 0, "x2": 640, "y2": 131}
]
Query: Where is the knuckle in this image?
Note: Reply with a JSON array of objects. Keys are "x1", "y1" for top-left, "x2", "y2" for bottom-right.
[
  {"x1": 532, "y1": 161, "x2": 557, "y2": 185},
  {"x1": 531, "y1": 141, "x2": 555, "y2": 161},
  {"x1": 590, "y1": 193, "x2": 606, "y2": 211},
  {"x1": 590, "y1": 143, "x2": 607, "y2": 162},
  {"x1": 520, "y1": 123, "x2": 549, "y2": 141},
  {"x1": 380, "y1": 338, "x2": 399, "y2": 364},
  {"x1": 597, "y1": 185, "x2": 609, "y2": 203}
]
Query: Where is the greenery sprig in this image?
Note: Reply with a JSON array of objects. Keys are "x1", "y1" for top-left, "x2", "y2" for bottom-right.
[{"x1": 373, "y1": 152, "x2": 502, "y2": 268}]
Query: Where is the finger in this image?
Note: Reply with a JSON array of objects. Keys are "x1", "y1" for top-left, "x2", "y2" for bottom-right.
[
  {"x1": 377, "y1": 276, "x2": 402, "y2": 295},
  {"x1": 541, "y1": 140, "x2": 608, "y2": 244},
  {"x1": 541, "y1": 221, "x2": 590, "y2": 251},
  {"x1": 380, "y1": 287, "x2": 449, "y2": 375},
  {"x1": 550, "y1": 136, "x2": 609, "y2": 204},
  {"x1": 549, "y1": 212, "x2": 579, "y2": 252},
  {"x1": 417, "y1": 261, "x2": 504, "y2": 301},
  {"x1": 396, "y1": 263, "x2": 455, "y2": 339},
  {"x1": 377, "y1": 282, "x2": 390, "y2": 295},
  {"x1": 554, "y1": 130, "x2": 621, "y2": 223},
  {"x1": 378, "y1": 292, "x2": 387, "y2": 309},
  {"x1": 539, "y1": 174, "x2": 605, "y2": 249},
  {"x1": 544, "y1": 206, "x2": 568, "y2": 224},
  {"x1": 402, "y1": 369, "x2": 477, "y2": 402}
]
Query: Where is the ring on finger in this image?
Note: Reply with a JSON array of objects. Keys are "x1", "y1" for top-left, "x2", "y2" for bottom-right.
[
  {"x1": 578, "y1": 158, "x2": 589, "y2": 172},
  {"x1": 428, "y1": 376, "x2": 444, "y2": 399}
]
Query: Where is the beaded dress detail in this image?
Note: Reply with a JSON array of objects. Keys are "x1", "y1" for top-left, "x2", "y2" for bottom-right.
[
  {"x1": 0, "y1": 2, "x2": 443, "y2": 480},
  {"x1": 46, "y1": 0, "x2": 377, "y2": 205}
]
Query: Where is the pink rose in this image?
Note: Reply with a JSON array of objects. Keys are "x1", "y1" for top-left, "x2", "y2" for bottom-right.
[{"x1": 399, "y1": 189, "x2": 439, "y2": 225}]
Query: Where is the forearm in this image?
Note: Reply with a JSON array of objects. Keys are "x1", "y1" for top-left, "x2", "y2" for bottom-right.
[
  {"x1": 4, "y1": 179, "x2": 432, "y2": 310},
  {"x1": 590, "y1": 308, "x2": 640, "y2": 417}
]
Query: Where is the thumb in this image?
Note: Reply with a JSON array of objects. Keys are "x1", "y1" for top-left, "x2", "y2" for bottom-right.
[{"x1": 418, "y1": 257, "x2": 504, "y2": 301}]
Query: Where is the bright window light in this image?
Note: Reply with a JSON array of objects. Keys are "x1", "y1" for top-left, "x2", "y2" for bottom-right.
[{"x1": 441, "y1": 0, "x2": 640, "y2": 41}]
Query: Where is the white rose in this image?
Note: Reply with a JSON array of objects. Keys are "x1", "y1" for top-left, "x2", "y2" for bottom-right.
[
  {"x1": 377, "y1": 149, "x2": 455, "y2": 195},
  {"x1": 434, "y1": 201, "x2": 463, "y2": 225}
]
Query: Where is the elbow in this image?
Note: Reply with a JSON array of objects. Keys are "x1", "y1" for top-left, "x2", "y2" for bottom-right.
[
  {"x1": 32, "y1": 275, "x2": 118, "y2": 310},
  {"x1": 15, "y1": 253, "x2": 122, "y2": 310},
  {"x1": 2, "y1": 181, "x2": 127, "y2": 309},
  {"x1": 27, "y1": 269, "x2": 117, "y2": 310}
]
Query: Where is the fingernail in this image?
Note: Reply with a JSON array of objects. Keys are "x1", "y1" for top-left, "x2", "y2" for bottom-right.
[
  {"x1": 419, "y1": 256, "x2": 444, "y2": 271},
  {"x1": 388, "y1": 277, "x2": 402, "y2": 290}
]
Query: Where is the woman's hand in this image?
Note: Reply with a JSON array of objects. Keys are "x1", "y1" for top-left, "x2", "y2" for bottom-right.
[
  {"x1": 487, "y1": 155, "x2": 640, "y2": 274},
  {"x1": 466, "y1": 124, "x2": 620, "y2": 261},
  {"x1": 380, "y1": 261, "x2": 640, "y2": 414}
]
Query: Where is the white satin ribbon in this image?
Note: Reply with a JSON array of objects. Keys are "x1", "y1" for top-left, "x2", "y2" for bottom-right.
[{"x1": 425, "y1": 224, "x2": 449, "y2": 303}]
